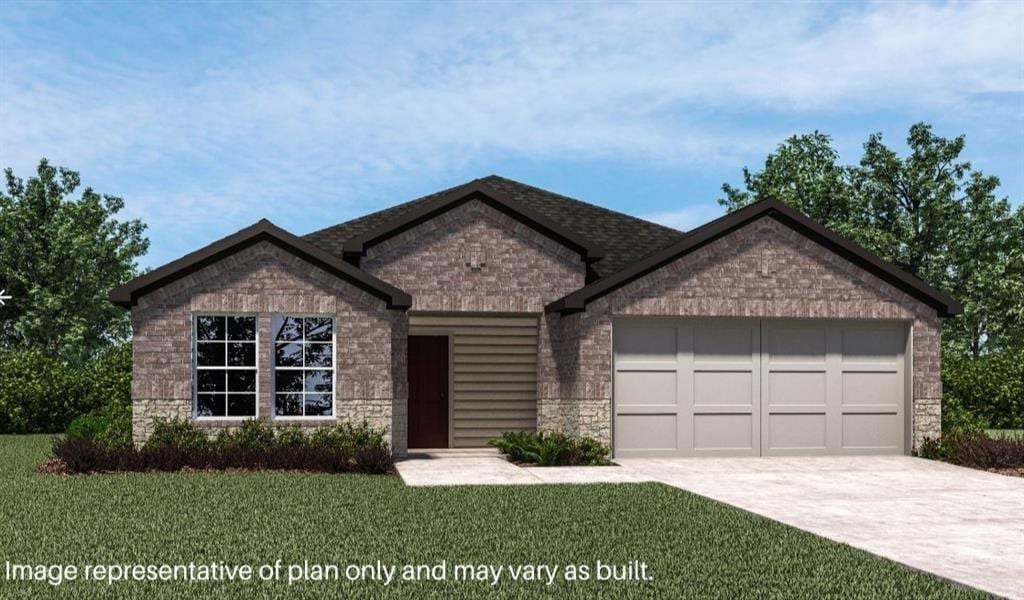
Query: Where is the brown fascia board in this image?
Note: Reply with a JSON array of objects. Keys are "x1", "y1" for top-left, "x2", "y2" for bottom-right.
[
  {"x1": 340, "y1": 179, "x2": 606, "y2": 264},
  {"x1": 546, "y1": 199, "x2": 964, "y2": 317},
  {"x1": 109, "y1": 219, "x2": 412, "y2": 310}
]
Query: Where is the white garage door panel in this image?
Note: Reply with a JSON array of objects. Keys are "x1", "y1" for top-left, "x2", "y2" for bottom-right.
[
  {"x1": 761, "y1": 321, "x2": 831, "y2": 455},
  {"x1": 615, "y1": 326, "x2": 677, "y2": 360},
  {"x1": 614, "y1": 319, "x2": 907, "y2": 457},
  {"x1": 614, "y1": 371, "x2": 677, "y2": 406},
  {"x1": 688, "y1": 321, "x2": 759, "y2": 456},
  {"x1": 842, "y1": 414, "x2": 902, "y2": 450},
  {"x1": 767, "y1": 371, "x2": 826, "y2": 407},
  {"x1": 842, "y1": 371, "x2": 900, "y2": 406},
  {"x1": 616, "y1": 414, "x2": 678, "y2": 450},
  {"x1": 693, "y1": 414, "x2": 754, "y2": 451},
  {"x1": 768, "y1": 413, "x2": 827, "y2": 450}
]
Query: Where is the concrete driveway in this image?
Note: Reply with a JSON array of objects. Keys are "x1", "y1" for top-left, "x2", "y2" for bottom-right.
[
  {"x1": 617, "y1": 456, "x2": 1024, "y2": 600},
  {"x1": 398, "y1": 453, "x2": 1022, "y2": 597}
]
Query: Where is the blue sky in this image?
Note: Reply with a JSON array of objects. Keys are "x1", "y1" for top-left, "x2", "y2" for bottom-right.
[{"x1": 1, "y1": 1, "x2": 1022, "y2": 269}]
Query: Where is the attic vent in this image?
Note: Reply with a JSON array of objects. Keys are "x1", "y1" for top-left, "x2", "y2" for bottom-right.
[
  {"x1": 760, "y1": 248, "x2": 777, "y2": 277},
  {"x1": 463, "y1": 249, "x2": 487, "y2": 272}
]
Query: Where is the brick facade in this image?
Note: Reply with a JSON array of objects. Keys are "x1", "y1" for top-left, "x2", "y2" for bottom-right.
[
  {"x1": 538, "y1": 217, "x2": 943, "y2": 451},
  {"x1": 130, "y1": 207, "x2": 946, "y2": 456},
  {"x1": 130, "y1": 242, "x2": 409, "y2": 452},
  {"x1": 362, "y1": 199, "x2": 585, "y2": 312}
]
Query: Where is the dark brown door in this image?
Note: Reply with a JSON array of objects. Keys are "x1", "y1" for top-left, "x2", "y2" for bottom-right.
[{"x1": 408, "y1": 335, "x2": 449, "y2": 448}]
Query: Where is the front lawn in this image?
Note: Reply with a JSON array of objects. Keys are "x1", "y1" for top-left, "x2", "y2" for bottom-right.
[
  {"x1": 987, "y1": 429, "x2": 1024, "y2": 440},
  {"x1": 0, "y1": 436, "x2": 981, "y2": 599}
]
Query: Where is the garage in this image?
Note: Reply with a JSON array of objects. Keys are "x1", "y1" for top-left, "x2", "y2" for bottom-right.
[{"x1": 613, "y1": 318, "x2": 909, "y2": 457}]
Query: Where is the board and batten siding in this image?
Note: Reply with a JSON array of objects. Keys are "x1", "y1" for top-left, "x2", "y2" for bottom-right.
[{"x1": 409, "y1": 315, "x2": 539, "y2": 447}]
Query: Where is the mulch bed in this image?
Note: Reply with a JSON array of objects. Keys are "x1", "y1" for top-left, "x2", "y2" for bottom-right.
[
  {"x1": 987, "y1": 467, "x2": 1024, "y2": 478},
  {"x1": 36, "y1": 458, "x2": 69, "y2": 475}
]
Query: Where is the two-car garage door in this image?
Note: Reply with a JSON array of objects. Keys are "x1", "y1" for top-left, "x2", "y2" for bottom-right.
[{"x1": 613, "y1": 319, "x2": 908, "y2": 457}]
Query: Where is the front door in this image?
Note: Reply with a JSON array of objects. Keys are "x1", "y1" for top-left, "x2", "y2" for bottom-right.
[{"x1": 408, "y1": 335, "x2": 449, "y2": 448}]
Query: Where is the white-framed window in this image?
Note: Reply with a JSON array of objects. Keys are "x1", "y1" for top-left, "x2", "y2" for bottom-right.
[
  {"x1": 272, "y1": 315, "x2": 335, "y2": 418},
  {"x1": 193, "y1": 315, "x2": 258, "y2": 418}
]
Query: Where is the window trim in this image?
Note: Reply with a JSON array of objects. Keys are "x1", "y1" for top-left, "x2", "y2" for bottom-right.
[
  {"x1": 192, "y1": 313, "x2": 260, "y2": 421},
  {"x1": 271, "y1": 313, "x2": 337, "y2": 421}
]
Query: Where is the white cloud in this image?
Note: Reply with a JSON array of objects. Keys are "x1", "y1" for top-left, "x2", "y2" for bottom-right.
[
  {"x1": 0, "y1": 0, "x2": 1020, "y2": 265},
  {"x1": 641, "y1": 202, "x2": 726, "y2": 232},
  {"x1": 3, "y1": 2, "x2": 1019, "y2": 171}
]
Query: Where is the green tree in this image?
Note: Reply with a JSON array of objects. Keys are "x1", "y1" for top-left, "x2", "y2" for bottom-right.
[
  {"x1": 720, "y1": 123, "x2": 1024, "y2": 358},
  {"x1": 0, "y1": 159, "x2": 149, "y2": 362},
  {"x1": 720, "y1": 132, "x2": 856, "y2": 235}
]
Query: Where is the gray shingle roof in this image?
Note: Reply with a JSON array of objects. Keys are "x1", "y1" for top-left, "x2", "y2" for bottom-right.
[{"x1": 303, "y1": 175, "x2": 686, "y2": 278}]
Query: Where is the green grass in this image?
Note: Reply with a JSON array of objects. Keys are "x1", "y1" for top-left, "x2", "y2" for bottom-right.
[
  {"x1": 986, "y1": 429, "x2": 1024, "y2": 440},
  {"x1": 0, "y1": 436, "x2": 981, "y2": 599}
]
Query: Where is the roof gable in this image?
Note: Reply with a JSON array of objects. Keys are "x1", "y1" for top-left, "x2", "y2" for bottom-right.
[
  {"x1": 110, "y1": 220, "x2": 412, "y2": 310},
  {"x1": 335, "y1": 179, "x2": 605, "y2": 265},
  {"x1": 546, "y1": 199, "x2": 963, "y2": 317},
  {"x1": 304, "y1": 175, "x2": 686, "y2": 277}
]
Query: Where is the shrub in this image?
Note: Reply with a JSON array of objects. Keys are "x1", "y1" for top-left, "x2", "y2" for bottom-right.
[
  {"x1": 940, "y1": 394, "x2": 987, "y2": 438},
  {"x1": 215, "y1": 419, "x2": 276, "y2": 454},
  {"x1": 95, "y1": 402, "x2": 132, "y2": 450},
  {"x1": 50, "y1": 418, "x2": 393, "y2": 475},
  {"x1": 138, "y1": 444, "x2": 190, "y2": 472},
  {"x1": 563, "y1": 435, "x2": 611, "y2": 466},
  {"x1": 52, "y1": 437, "x2": 111, "y2": 473},
  {"x1": 0, "y1": 344, "x2": 132, "y2": 434},
  {"x1": 64, "y1": 401, "x2": 132, "y2": 450},
  {"x1": 950, "y1": 436, "x2": 1024, "y2": 470},
  {"x1": 66, "y1": 414, "x2": 108, "y2": 441},
  {"x1": 490, "y1": 431, "x2": 538, "y2": 463},
  {"x1": 355, "y1": 445, "x2": 394, "y2": 475},
  {"x1": 489, "y1": 431, "x2": 611, "y2": 466},
  {"x1": 919, "y1": 431, "x2": 1024, "y2": 470},
  {"x1": 275, "y1": 425, "x2": 306, "y2": 449},
  {"x1": 144, "y1": 417, "x2": 211, "y2": 455},
  {"x1": 943, "y1": 348, "x2": 1024, "y2": 430},
  {"x1": 918, "y1": 437, "x2": 946, "y2": 461},
  {"x1": 309, "y1": 421, "x2": 388, "y2": 457}
]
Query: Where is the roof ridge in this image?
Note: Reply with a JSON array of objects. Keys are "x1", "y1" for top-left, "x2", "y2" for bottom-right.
[
  {"x1": 303, "y1": 175, "x2": 688, "y2": 278},
  {"x1": 480, "y1": 174, "x2": 685, "y2": 235},
  {"x1": 547, "y1": 199, "x2": 962, "y2": 317},
  {"x1": 304, "y1": 178, "x2": 484, "y2": 239},
  {"x1": 340, "y1": 179, "x2": 605, "y2": 262}
]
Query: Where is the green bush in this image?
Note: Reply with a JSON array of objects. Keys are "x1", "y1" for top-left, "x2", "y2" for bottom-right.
[
  {"x1": 65, "y1": 401, "x2": 132, "y2": 449},
  {"x1": 95, "y1": 401, "x2": 132, "y2": 450},
  {"x1": 275, "y1": 425, "x2": 306, "y2": 448},
  {"x1": 54, "y1": 418, "x2": 394, "y2": 475},
  {"x1": 66, "y1": 414, "x2": 108, "y2": 441},
  {"x1": 144, "y1": 417, "x2": 211, "y2": 454},
  {"x1": 309, "y1": 421, "x2": 388, "y2": 457},
  {"x1": 943, "y1": 348, "x2": 1024, "y2": 430},
  {"x1": 490, "y1": 431, "x2": 539, "y2": 463},
  {"x1": 214, "y1": 419, "x2": 276, "y2": 454},
  {"x1": 0, "y1": 344, "x2": 131, "y2": 434},
  {"x1": 940, "y1": 394, "x2": 987, "y2": 437},
  {"x1": 489, "y1": 431, "x2": 611, "y2": 466}
]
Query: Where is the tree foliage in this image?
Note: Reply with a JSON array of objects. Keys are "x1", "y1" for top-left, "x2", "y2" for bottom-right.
[
  {"x1": 942, "y1": 348, "x2": 1024, "y2": 430},
  {"x1": 0, "y1": 344, "x2": 132, "y2": 434},
  {"x1": 721, "y1": 131, "x2": 856, "y2": 233},
  {"x1": 0, "y1": 159, "x2": 149, "y2": 362},
  {"x1": 721, "y1": 123, "x2": 1024, "y2": 358}
]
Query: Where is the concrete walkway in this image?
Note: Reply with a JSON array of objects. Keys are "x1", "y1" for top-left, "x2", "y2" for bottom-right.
[
  {"x1": 397, "y1": 454, "x2": 650, "y2": 486},
  {"x1": 396, "y1": 454, "x2": 1024, "y2": 599}
]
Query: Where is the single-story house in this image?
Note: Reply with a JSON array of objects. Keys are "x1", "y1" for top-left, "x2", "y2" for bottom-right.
[{"x1": 111, "y1": 176, "x2": 961, "y2": 457}]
